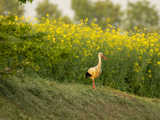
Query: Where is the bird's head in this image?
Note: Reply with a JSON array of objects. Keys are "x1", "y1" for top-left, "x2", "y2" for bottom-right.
[{"x1": 98, "y1": 52, "x2": 107, "y2": 60}]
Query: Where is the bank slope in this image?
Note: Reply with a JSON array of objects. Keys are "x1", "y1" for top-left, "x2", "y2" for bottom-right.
[{"x1": 0, "y1": 76, "x2": 160, "y2": 120}]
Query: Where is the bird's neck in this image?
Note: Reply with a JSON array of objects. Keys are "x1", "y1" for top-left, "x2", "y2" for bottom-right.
[{"x1": 97, "y1": 55, "x2": 102, "y2": 69}]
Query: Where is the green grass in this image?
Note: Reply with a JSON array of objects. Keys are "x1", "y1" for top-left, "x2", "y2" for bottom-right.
[{"x1": 0, "y1": 75, "x2": 160, "y2": 120}]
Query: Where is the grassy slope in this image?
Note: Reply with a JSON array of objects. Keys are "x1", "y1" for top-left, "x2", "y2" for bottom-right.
[{"x1": 0, "y1": 75, "x2": 160, "y2": 120}]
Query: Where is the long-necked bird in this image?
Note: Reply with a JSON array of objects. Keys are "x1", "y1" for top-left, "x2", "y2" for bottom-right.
[{"x1": 86, "y1": 52, "x2": 107, "y2": 89}]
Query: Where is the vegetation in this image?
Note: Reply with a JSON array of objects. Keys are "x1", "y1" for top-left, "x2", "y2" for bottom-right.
[
  {"x1": 36, "y1": 0, "x2": 61, "y2": 19},
  {"x1": 0, "y1": 0, "x2": 24, "y2": 16},
  {"x1": 125, "y1": 0, "x2": 159, "y2": 30},
  {"x1": 71, "y1": 0, "x2": 160, "y2": 30},
  {"x1": 15, "y1": 0, "x2": 160, "y2": 30},
  {"x1": 0, "y1": 75, "x2": 160, "y2": 120},
  {"x1": 1, "y1": 0, "x2": 160, "y2": 119},
  {"x1": 71, "y1": 0, "x2": 122, "y2": 28},
  {"x1": 35, "y1": 0, "x2": 72, "y2": 24},
  {"x1": 1, "y1": 15, "x2": 160, "y2": 98},
  {"x1": 14, "y1": 0, "x2": 160, "y2": 30},
  {"x1": 18, "y1": 0, "x2": 33, "y2": 4}
]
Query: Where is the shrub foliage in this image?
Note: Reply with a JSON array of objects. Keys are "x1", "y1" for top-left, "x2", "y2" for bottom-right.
[{"x1": 0, "y1": 15, "x2": 160, "y2": 98}]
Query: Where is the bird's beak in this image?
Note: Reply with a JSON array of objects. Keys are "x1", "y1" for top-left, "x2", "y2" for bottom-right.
[{"x1": 102, "y1": 55, "x2": 107, "y2": 60}]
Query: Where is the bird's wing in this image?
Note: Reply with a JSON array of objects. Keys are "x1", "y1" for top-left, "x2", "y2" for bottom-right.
[
  {"x1": 88, "y1": 65, "x2": 102, "y2": 79},
  {"x1": 88, "y1": 66, "x2": 97, "y2": 76}
]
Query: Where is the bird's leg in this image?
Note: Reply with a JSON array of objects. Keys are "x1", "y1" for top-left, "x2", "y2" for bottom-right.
[{"x1": 92, "y1": 78, "x2": 96, "y2": 89}]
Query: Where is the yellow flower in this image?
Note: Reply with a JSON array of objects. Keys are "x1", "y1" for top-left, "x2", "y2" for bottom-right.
[
  {"x1": 134, "y1": 26, "x2": 138, "y2": 30},
  {"x1": 48, "y1": 35, "x2": 51, "y2": 40},
  {"x1": 148, "y1": 70, "x2": 151, "y2": 73},
  {"x1": 46, "y1": 13, "x2": 49, "y2": 17},
  {"x1": 52, "y1": 38, "x2": 56, "y2": 43},
  {"x1": 157, "y1": 61, "x2": 160, "y2": 65},
  {"x1": 61, "y1": 40, "x2": 64, "y2": 43},
  {"x1": 75, "y1": 56, "x2": 79, "y2": 58},
  {"x1": 148, "y1": 74, "x2": 152, "y2": 78},
  {"x1": 15, "y1": 16, "x2": 18, "y2": 21}
]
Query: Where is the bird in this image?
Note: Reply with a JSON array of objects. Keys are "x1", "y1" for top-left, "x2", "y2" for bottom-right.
[{"x1": 86, "y1": 52, "x2": 107, "y2": 89}]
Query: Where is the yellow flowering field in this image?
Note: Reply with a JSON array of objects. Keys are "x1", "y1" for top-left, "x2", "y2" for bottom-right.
[{"x1": 1, "y1": 15, "x2": 160, "y2": 97}]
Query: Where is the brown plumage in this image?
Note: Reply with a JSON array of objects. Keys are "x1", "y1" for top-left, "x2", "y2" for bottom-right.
[{"x1": 86, "y1": 52, "x2": 107, "y2": 89}]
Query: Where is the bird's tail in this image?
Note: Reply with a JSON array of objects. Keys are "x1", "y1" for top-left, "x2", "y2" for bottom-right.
[{"x1": 86, "y1": 72, "x2": 91, "y2": 78}]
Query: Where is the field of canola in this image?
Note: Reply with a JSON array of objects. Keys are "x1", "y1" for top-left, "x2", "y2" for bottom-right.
[{"x1": 1, "y1": 15, "x2": 160, "y2": 98}]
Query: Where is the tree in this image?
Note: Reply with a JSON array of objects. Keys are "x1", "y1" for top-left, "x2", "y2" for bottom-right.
[
  {"x1": 36, "y1": 0, "x2": 72, "y2": 24},
  {"x1": 71, "y1": 0, "x2": 122, "y2": 28},
  {"x1": 0, "y1": 0, "x2": 24, "y2": 16},
  {"x1": 18, "y1": 0, "x2": 33, "y2": 4},
  {"x1": 125, "y1": 0, "x2": 159, "y2": 30},
  {"x1": 36, "y1": 0, "x2": 61, "y2": 19},
  {"x1": 72, "y1": 0, "x2": 93, "y2": 22},
  {"x1": 61, "y1": 16, "x2": 72, "y2": 24}
]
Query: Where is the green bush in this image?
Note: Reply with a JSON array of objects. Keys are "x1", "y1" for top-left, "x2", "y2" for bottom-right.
[{"x1": 1, "y1": 15, "x2": 160, "y2": 98}]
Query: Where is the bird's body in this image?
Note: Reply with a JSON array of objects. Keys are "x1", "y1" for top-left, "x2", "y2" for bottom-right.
[
  {"x1": 86, "y1": 52, "x2": 107, "y2": 89},
  {"x1": 87, "y1": 63, "x2": 102, "y2": 79}
]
